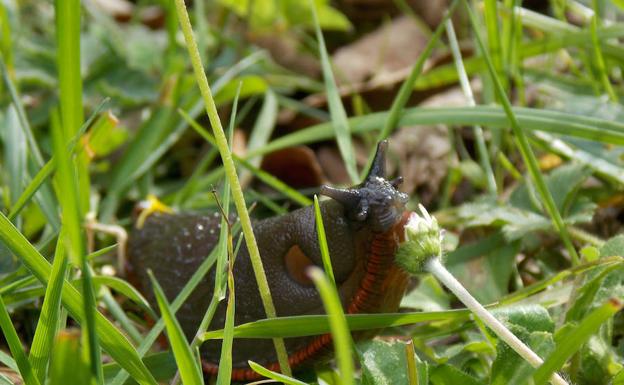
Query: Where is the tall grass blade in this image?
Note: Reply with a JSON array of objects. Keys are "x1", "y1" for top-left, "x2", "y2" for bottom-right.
[
  {"x1": 54, "y1": 0, "x2": 88, "y2": 214},
  {"x1": 51, "y1": 109, "x2": 101, "y2": 383},
  {"x1": 149, "y1": 272, "x2": 204, "y2": 385},
  {"x1": 309, "y1": 267, "x2": 354, "y2": 385},
  {"x1": 28, "y1": 229, "x2": 68, "y2": 382},
  {"x1": 172, "y1": 1, "x2": 292, "y2": 373},
  {"x1": 445, "y1": 19, "x2": 497, "y2": 195}
]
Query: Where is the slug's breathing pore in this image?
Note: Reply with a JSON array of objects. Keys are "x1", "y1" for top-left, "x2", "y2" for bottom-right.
[{"x1": 127, "y1": 140, "x2": 412, "y2": 381}]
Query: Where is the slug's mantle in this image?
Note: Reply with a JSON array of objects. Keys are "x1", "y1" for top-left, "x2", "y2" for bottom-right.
[{"x1": 127, "y1": 140, "x2": 412, "y2": 381}]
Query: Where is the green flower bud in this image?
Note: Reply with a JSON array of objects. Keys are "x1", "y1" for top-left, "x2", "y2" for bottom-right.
[{"x1": 396, "y1": 204, "x2": 444, "y2": 274}]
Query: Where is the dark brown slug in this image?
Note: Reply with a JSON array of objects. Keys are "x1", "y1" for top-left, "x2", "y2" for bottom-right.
[{"x1": 127, "y1": 141, "x2": 412, "y2": 381}]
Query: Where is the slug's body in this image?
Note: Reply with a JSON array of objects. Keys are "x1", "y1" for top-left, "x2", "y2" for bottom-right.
[{"x1": 128, "y1": 141, "x2": 411, "y2": 381}]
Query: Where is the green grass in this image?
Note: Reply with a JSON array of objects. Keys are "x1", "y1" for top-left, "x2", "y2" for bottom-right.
[{"x1": 1, "y1": 1, "x2": 624, "y2": 384}]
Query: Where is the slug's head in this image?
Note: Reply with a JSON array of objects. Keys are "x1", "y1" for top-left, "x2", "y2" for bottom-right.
[{"x1": 320, "y1": 141, "x2": 409, "y2": 232}]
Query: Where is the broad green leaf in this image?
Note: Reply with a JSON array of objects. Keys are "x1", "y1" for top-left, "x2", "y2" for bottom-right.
[{"x1": 359, "y1": 340, "x2": 409, "y2": 385}]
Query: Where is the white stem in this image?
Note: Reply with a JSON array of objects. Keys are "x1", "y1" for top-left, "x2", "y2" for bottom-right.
[{"x1": 425, "y1": 258, "x2": 569, "y2": 385}]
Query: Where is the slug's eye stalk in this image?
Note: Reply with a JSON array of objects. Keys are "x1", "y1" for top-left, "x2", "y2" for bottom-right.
[{"x1": 320, "y1": 140, "x2": 409, "y2": 232}]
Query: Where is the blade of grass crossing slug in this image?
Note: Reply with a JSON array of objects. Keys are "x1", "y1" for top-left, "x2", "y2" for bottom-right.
[
  {"x1": 533, "y1": 299, "x2": 622, "y2": 385},
  {"x1": 29, "y1": 229, "x2": 68, "y2": 383},
  {"x1": 309, "y1": 0, "x2": 358, "y2": 183},
  {"x1": 0, "y1": 295, "x2": 41, "y2": 385},
  {"x1": 248, "y1": 361, "x2": 308, "y2": 385},
  {"x1": 216, "y1": 235, "x2": 236, "y2": 384},
  {"x1": 200, "y1": 310, "x2": 472, "y2": 340},
  {"x1": 463, "y1": 0, "x2": 580, "y2": 264},
  {"x1": 173, "y1": 1, "x2": 292, "y2": 374},
  {"x1": 51, "y1": 109, "x2": 102, "y2": 384},
  {"x1": 149, "y1": 271, "x2": 203, "y2": 385},
  {"x1": 214, "y1": 83, "x2": 238, "y2": 302},
  {"x1": 314, "y1": 195, "x2": 335, "y2": 286},
  {"x1": 110, "y1": 246, "x2": 221, "y2": 385},
  {"x1": 309, "y1": 267, "x2": 354, "y2": 385},
  {"x1": 0, "y1": 213, "x2": 157, "y2": 385},
  {"x1": 48, "y1": 331, "x2": 91, "y2": 385}
]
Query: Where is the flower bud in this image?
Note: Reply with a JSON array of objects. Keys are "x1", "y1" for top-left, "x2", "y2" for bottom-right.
[{"x1": 395, "y1": 204, "x2": 444, "y2": 274}]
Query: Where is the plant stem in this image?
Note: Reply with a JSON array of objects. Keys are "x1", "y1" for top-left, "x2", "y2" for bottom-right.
[
  {"x1": 425, "y1": 257, "x2": 569, "y2": 385},
  {"x1": 172, "y1": 0, "x2": 291, "y2": 376}
]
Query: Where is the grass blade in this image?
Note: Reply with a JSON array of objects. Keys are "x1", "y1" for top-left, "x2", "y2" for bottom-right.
[
  {"x1": 308, "y1": 267, "x2": 354, "y2": 384},
  {"x1": 313, "y1": 196, "x2": 335, "y2": 286},
  {"x1": 0, "y1": 294, "x2": 41, "y2": 385},
  {"x1": 248, "y1": 361, "x2": 308, "y2": 385},
  {"x1": 54, "y1": 0, "x2": 88, "y2": 215},
  {"x1": 51, "y1": 108, "x2": 101, "y2": 383},
  {"x1": 172, "y1": 0, "x2": 291, "y2": 374},
  {"x1": 109, "y1": 245, "x2": 220, "y2": 385},
  {"x1": 28, "y1": 229, "x2": 68, "y2": 382},
  {"x1": 445, "y1": 18, "x2": 497, "y2": 195},
  {"x1": 309, "y1": 0, "x2": 358, "y2": 183},
  {"x1": 0, "y1": 212, "x2": 157, "y2": 385},
  {"x1": 246, "y1": 106, "x2": 624, "y2": 159},
  {"x1": 464, "y1": 0, "x2": 579, "y2": 264},
  {"x1": 149, "y1": 271, "x2": 203, "y2": 385}
]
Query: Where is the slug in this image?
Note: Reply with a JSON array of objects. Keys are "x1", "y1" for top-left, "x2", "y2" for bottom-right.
[{"x1": 127, "y1": 140, "x2": 412, "y2": 381}]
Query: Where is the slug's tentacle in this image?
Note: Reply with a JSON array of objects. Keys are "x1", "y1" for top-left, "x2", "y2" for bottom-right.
[
  {"x1": 319, "y1": 185, "x2": 361, "y2": 210},
  {"x1": 320, "y1": 140, "x2": 409, "y2": 232},
  {"x1": 365, "y1": 140, "x2": 388, "y2": 180}
]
